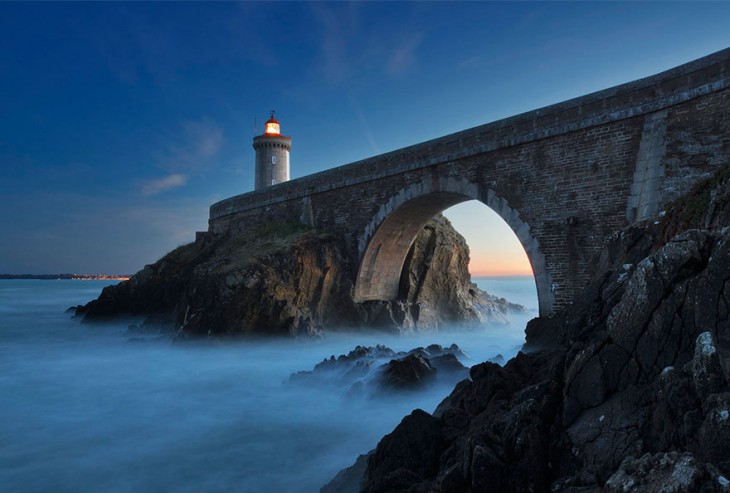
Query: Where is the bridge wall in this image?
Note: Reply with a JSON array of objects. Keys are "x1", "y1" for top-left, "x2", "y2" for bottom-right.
[{"x1": 209, "y1": 49, "x2": 730, "y2": 316}]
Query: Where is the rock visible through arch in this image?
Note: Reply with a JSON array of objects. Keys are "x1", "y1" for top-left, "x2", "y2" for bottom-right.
[{"x1": 353, "y1": 179, "x2": 552, "y2": 315}]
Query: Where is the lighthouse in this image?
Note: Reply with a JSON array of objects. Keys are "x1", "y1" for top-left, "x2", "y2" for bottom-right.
[{"x1": 253, "y1": 113, "x2": 291, "y2": 190}]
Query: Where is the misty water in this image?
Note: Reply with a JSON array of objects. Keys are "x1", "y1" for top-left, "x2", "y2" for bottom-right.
[{"x1": 0, "y1": 278, "x2": 537, "y2": 493}]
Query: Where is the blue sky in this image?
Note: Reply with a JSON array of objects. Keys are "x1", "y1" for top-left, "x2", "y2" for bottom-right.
[{"x1": 1, "y1": 2, "x2": 729, "y2": 275}]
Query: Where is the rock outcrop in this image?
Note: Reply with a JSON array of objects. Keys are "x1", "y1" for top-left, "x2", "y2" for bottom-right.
[
  {"x1": 289, "y1": 344, "x2": 470, "y2": 397},
  {"x1": 324, "y1": 166, "x2": 730, "y2": 492},
  {"x1": 77, "y1": 216, "x2": 522, "y2": 336}
]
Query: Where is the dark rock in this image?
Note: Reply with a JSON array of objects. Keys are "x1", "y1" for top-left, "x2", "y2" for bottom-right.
[
  {"x1": 604, "y1": 452, "x2": 728, "y2": 493},
  {"x1": 695, "y1": 393, "x2": 730, "y2": 474},
  {"x1": 320, "y1": 453, "x2": 369, "y2": 493},
  {"x1": 362, "y1": 409, "x2": 444, "y2": 493},
  {"x1": 692, "y1": 332, "x2": 726, "y2": 401},
  {"x1": 65, "y1": 304, "x2": 83, "y2": 314},
  {"x1": 328, "y1": 169, "x2": 730, "y2": 493},
  {"x1": 487, "y1": 353, "x2": 505, "y2": 365},
  {"x1": 289, "y1": 343, "x2": 468, "y2": 397},
  {"x1": 428, "y1": 353, "x2": 468, "y2": 373},
  {"x1": 77, "y1": 216, "x2": 525, "y2": 336},
  {"x1": 378, "y1": 354, "x2": 436, "y2": 391}
]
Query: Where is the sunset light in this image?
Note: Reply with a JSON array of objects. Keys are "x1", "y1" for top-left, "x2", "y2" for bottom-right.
[
  {"x1": 469, "y1": 257, "x2": 533, "y2": 277},
  {"x1": 442, "y1": 200, "x2": 533, "y2": 278}
]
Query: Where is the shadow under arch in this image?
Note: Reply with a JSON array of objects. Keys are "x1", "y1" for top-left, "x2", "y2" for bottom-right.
[{"x1": 353, "y1": 178, "x2": 554, "y2": 316}]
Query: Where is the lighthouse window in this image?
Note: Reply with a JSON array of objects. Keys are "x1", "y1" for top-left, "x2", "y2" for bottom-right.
[
  {"x1": 271, "y1": 156, "x2": 277, "y2": 165},
  {"x1": 272, "y1": 179, "x2": 277, "y2": 185}
]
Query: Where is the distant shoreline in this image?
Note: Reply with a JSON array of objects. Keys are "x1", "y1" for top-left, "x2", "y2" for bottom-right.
[
  {"x1": 471, "y1": 274, "x2": 534, "y2": 280},
  {"x1": 0, "y1": 274, "x2": 130, "y2": 281},
  {"x1": 1, "y1": 273, "x2": 529, "y2": 281}
]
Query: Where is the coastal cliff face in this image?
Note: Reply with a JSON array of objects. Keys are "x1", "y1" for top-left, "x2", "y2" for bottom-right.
[
  {"x1": 78, "y1": 215, "x2": 519, "y2": 336},
  {"x1": 324, "y1": 166, "x2": 730, "y2": 493}
]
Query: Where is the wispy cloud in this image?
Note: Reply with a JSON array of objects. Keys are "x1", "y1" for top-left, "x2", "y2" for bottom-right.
[
  {"x1": 459, "y1": 55, "x2": 485, "y2": 70},
  {"x1": 348, "y1": 95, "x2": 380, "y2": 155},
  {"x1": 141, "y1": 173, "x2": 187, "y2": 196},
  {"x1": 161, "y1": 117, "x2": 224, "y2": 172},
  {"x1": 310, "y1": 2, "x2": 360, "y2": 85},
  {"x1": 148, "y1": 117, "x2": 224, "y2": 180},
  {"x1": 309, "y1": 3, "x2": 423, "y2": 85},
  {"x1": 183, "y1": 118, "x2": 224, "y2": 158},
  {"x1": 386, "y1": 34, "x2": 422, "y2": 77},
  {"x1": 112, "y1": 117, "x2": 224, "y2": 198}
]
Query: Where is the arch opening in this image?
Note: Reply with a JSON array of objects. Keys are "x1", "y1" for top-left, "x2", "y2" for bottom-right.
[
  {"x1": 443, "y1": 200, "x2": 538, "y2": 313},
  {"x1": 354, "y1": 182, "x2": 553, "y2": 316}
]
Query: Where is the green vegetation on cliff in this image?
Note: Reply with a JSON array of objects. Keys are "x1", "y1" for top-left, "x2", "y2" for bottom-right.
[
  {"x1": 78, "y1": 216, "x2": 520, "y2": 336},
  {"x1": 660, "y1": 163, "x2": 730, "y2": 242}
]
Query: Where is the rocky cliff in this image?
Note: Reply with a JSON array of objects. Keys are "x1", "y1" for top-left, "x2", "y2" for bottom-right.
[
  {"x1": 77, "y1": 215, "x2": 521, "y2": 336},
  {"x1": 324, "y1": 165, "x2": 730, "y2": 493}
]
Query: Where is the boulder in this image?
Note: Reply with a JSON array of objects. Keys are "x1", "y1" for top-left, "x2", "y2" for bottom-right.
[
  {"x1": 289, "y1": 344, "x2": 469, "y2": 397},
  {"x1": 377, "y1": 354, "x2": 436, "y2": 391},
  {"x1": 604, "y1": 453, "x2": 728, "y2": 493}
]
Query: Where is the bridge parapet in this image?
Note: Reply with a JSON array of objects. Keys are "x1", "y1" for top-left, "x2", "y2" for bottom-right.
[
  {"x1": 211, "y1": 48, "x2": 730, "y2": 223},
  {"x1": 208, "y1": 49, "x2": 730, "y2": 316}
]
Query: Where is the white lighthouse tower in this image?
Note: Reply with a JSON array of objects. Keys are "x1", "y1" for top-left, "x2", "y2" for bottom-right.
[{"x1": 253, "y1": 112, "x2": 291, "y2": 190}]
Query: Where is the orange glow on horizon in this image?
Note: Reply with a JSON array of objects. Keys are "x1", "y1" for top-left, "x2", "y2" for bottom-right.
[
  {"x1": 470, "y1": 266, "x2": 534, "y2": 277},
  {"x1": 442, "y1": 200, "x2": 536, "y2": 278},
  {"x1": 468, "y1": 257, "x2": 533, "y2": 277}
]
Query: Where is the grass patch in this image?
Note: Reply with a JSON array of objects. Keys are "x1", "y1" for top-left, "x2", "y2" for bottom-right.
[
  {"x1": 156, "y1": 241, "x2": 200, "y2": 266},
  {"x1": 660, "y1": 163, "x2": 730, "y2": 239},
  {"x1": 215, "y1": 221, "x2": 315, "y2": 272},
  {"x1": 251, "y1": 221, "x2": 311, "y2": 239}
]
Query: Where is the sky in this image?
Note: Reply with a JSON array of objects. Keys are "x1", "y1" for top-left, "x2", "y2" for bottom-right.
[{"x1": 1, "y1": 2, "x2": 729, "y2": 276}]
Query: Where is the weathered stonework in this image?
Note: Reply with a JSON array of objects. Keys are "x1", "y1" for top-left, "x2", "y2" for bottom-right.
[
  {"x1": 209, "y1": 49, "x2": 730, "y2": 316},
  {"x1": 627, "y1": 110, "x2": 668, "y2": 223}
]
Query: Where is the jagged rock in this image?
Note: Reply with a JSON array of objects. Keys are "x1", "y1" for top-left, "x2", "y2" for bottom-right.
[
  {"x1": 692, "y1": 332, "x2": 726, "y2": 401},
  {"x1": 325, "y1": 167, "x2": 730, "y2": 493},
  {"x1": 321, "y1": 453, "x2": 369, "y2": 493},
  {"x1": 378, "y1": 354, "x2": 436, "y2": 391},
  {"x1": 429, "y1": 353, "x2": 467, "y2": 373},
  {"x1": 362, "y1": 409, "x2": 444, "y2": 493},
  {"x1": 604, "y1": 452, "x2": 728, "y2": 493},
  {"x1": 398, "y1": 219, "x2": 523, "y2": 330},
  {"x1": 289, "y1": 344, "x2": 468, "y2": 397},
  {"x1": 77, "y1": 216, "x2": 524, "y2": 336}
]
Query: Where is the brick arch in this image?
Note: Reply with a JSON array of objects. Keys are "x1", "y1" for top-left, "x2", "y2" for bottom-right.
[{"x1": 354, "y1": 178, "x2": 554, "y2": 316}]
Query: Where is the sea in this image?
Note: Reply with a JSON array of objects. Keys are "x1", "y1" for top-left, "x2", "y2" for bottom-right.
[{"x1": 0, "y1": 277, "x2": 537, "y2": 493}]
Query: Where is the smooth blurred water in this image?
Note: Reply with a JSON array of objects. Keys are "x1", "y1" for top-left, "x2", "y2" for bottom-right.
[
  {"x1": 474, "y1": 275, "x2": 538, "y2": 309},
  {"x1": 0, "y1": 279, "x2": 537, "y2": 493}
]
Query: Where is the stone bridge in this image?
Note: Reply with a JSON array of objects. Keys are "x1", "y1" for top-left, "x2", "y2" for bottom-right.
[{"x1": 208, "y1": 49, "x2": 730, "y2": 316}]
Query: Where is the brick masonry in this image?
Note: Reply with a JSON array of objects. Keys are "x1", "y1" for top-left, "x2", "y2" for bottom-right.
[{"x1": 208, "y1": 49, "x2": 730, "y2": 316}]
